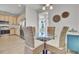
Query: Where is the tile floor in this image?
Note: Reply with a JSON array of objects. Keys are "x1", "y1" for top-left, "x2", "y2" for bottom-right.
[
  {"x1": 0, "y1": 35, "x2": 25, "y2": 54},
  {"x1": 0, "y1": 35, "x2": 73, "y2": 54}
]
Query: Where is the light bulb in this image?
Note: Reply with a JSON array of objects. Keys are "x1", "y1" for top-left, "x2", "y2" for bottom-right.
[
  {"x1": 42, "y1": 6, "x2": 46, "y2": 10},
  {"x1": 49, "y1": 5, "x2": 53, "y2": 10}
]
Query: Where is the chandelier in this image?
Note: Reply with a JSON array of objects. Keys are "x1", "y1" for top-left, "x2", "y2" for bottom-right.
[{"x1": 42, "y1": 4, "x2": 53, "y2": 11}]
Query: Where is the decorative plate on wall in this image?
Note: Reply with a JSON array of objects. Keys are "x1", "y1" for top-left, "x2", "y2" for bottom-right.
[
  {"x1": 53, "y1": 15, "x2": 61, "y2": 22},
  {"x1": 62, "y1": 11, "x2": 69, "y2": 18}
]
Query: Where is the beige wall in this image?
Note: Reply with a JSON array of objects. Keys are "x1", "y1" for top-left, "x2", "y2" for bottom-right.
[
  {"x1": 26, "y1": 6, "x2": 38, "y2": 36},
  {"x1": 47, "y1": 4, "x2": 79, "y2": 48}
]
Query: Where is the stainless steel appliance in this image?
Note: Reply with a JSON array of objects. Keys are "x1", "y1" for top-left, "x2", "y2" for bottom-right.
[{"x1": 0, "y1": 21, "x2": 10, "y2": 36}]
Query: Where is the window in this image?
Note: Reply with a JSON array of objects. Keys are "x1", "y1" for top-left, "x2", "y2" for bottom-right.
[{"x1": 38, "y1": 12, "x2": 48, "y2": 37}]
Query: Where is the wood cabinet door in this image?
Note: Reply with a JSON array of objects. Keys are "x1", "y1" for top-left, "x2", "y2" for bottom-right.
[
  {"x1": 10, "y1": 29, "x2": 15, "y2": 35},
  {"x1": 13, "y1": 16, "x2": 17, "y2": 25},
  {"x1": 4, "y1": 15, "x2": 9, "y2": 21},
  {"x1": 9, "y1": 16, "x2": 13, "y2": 24},
  {"x1": 0, "y1": 15, "x2": 4, "y2": 21}
]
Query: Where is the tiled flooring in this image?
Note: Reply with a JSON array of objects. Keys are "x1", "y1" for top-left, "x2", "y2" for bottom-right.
[
  {"x1": 0, "y1": 35, "x2": 73, "y2": 54},
  {"x1": 0, "y1": 35, "x2": 25, "y2": 54}
]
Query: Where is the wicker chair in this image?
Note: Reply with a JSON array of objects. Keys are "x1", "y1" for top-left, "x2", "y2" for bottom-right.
[
  {"x1": 23, "y1": 26, "x2": 44, "y2": 54},
  {"x1": 46, "y1": 26, "x2": 69, "y2": 54}
]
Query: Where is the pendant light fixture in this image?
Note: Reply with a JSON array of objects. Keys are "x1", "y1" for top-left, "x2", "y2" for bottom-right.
[
  {"x1": 46, "y1": 4, "x2": 50, "y2": 7},
  {"x1": 42, "y1": 4, "x2": 53, "y2": 11},
  {"x1": 49, "y1": 4, "x2": 53, "y2": 10},
  {"x1": 42, "y1": 6, "x2": 46, "y2": 10}
]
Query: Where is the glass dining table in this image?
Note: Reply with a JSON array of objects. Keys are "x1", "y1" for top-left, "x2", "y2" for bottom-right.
[{"x1": 36, "y1": 36, "x2": 53, "y2": 54}]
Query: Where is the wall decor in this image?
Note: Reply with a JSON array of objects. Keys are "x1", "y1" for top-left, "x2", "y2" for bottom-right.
[
  {"x1": 53, "y1": 15, "x2": 61, "y2": 22},
  {"x1": 62, "y1": 11, "x2": 69, "y2": 18}
]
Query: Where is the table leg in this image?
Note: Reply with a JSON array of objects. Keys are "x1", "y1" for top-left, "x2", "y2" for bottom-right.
[{"x1": 43, "y1": 41, "x2": 47, "y2": 54}]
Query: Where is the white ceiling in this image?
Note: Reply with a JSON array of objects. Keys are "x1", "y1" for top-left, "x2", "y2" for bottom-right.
[
  {"x1": 26, "y1": 4, "x2": 42, "y2": 11},
  {"x1": 1, "y1": 4, "x2": 78, "y2": 16},
  {"x1": 0, "y1": 4, "x2": 41, "y2": 16},
  {"x1": 26, "y1": 4, "x2": 79, "y2": 11},
  {"x1": 0, "y1": 4, "x2": 25, "y2": 16}
]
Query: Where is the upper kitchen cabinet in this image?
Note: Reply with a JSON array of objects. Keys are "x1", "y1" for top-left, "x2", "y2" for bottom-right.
[
  {"x1": 4, "y1": 15, "x2": 9, "y2": 21},
  {"x1": 9, "y1": 16, "x2": 17, "y2": 25},
  {"x1": 0, "y1": 15, "x2": 4, "y2": 21},
  {"x1": 13, "y1": 16, "x2": 17, "y2": 25},
  {"x1": 0, "y1": 14, "x2": 17, "y2": 25}
]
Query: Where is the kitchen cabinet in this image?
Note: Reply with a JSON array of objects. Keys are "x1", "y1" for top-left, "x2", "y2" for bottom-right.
[
  {"x1": 4, "y1": 15, "x2": 9, "y2": 21},
  {"x1": 0, "y1": 15, "x2": 4, "y2": 21},
  {"x1": 0, "y1": 14, "x2": 20, "y2": 35},
  {"x1": 9, "y1": 16, "x2": 13, "y2": 24},
  {"x1": 10, "y1": 28, "x2": 16, "y2": 35},
  {"x1": 13, "y1": 16, "x2": 17, "y2": 25},
  {"x1": 0, "y1": 30, "x2": 10, "y2": 34}
]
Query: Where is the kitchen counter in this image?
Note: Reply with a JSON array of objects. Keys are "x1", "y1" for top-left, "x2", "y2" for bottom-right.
[{"x1": 67, "y1": 32, "x2": 79, "y2": 35}]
